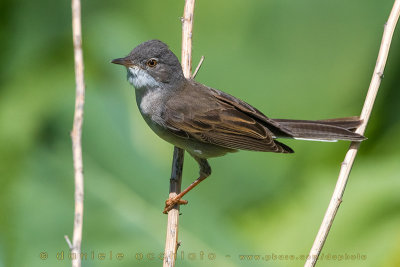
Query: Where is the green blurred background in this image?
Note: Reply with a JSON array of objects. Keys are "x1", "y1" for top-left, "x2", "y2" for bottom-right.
[{"x1": 0, "y1": 0, "x2": 399, "y2": 266}]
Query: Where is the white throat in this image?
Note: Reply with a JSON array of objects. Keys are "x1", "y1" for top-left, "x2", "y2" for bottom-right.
[{"x1": 127, "y1": 66, "x2": 159, "y2": 89}]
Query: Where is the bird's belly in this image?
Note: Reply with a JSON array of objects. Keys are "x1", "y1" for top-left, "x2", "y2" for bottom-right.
[
  {"x1": 141, "y1": 114, "x2": 235, "y2": 158},
  {"x1": 169, "y1": 136, "x2": 236, "y2": 158}
]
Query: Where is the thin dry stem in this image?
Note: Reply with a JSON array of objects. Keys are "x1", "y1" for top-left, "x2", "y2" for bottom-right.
[
  {"x1": 163, "y1": 1, "x2": 195, "y2": 267},
  {"x1": 181, "y1": 0, "x2": 195, "y2": 78},
  {"x1": 64, "y1": 235, "x2": 73, "y2": 249},
  {"x1": 192, "y1": 56, "x2": 205, "y2": 78},
  {"x1": 305, "y1": 2, "x2": 400, "y2": 266},
  {"x1": 69, "y1": 0, "x2": 85, "y2": 266}
]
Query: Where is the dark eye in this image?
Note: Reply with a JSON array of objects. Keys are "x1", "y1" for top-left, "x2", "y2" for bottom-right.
[{"x1": 147, "y1": 58, "x2": 158, "y2": 68}]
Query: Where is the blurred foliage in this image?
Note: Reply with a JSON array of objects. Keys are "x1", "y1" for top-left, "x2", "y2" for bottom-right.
[{"x1": 0, "y1": 0, "x2": 399, "y2": 267}]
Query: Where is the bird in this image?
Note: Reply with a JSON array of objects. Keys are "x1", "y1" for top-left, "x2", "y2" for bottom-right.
[{"x1": 111, "y1": 39, "x2": 365, "y2": 213}]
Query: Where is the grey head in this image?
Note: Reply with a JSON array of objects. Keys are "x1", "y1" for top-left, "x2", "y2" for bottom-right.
[{"x1": 111, "y1": 40, "x2": 186, "y2": 90}]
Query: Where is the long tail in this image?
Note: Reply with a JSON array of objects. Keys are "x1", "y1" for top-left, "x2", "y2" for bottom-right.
[{"x1": 273, "y1": 116, "x2": 366, "y2": 142}]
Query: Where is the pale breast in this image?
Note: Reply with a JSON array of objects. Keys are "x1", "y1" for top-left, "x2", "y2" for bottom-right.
[{"x1": 139, "y1": 88, "x2": 163, "y2": 115}]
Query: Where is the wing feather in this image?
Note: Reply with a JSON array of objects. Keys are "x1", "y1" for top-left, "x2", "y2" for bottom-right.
[{"x1": 162, "y1": 81, "x2": 294, "y2": 153}]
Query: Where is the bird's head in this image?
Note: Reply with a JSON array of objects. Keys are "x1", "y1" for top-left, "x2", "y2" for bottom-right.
[{"x1": 112, "y1": 40, "x2": 185, "y2": 90}]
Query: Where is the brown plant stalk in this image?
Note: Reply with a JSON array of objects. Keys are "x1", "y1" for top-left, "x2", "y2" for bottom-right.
[
  {"x1": 163, "y1": 1, "x2": 196, "y2": 267},
  {"x1": 305, "y1": 1, "x2": 400, "y2": 266},
  {"x1": 66, "y1": 0, "x2": 86, "y2": 266}
]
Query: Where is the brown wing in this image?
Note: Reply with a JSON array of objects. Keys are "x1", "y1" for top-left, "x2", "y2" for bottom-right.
[
  {"x1": 208, "y1": 87, "x2": 294, "y2": 137},
  {"x1": 162, "y1": 81, "x2": 293, "y2": 153}
]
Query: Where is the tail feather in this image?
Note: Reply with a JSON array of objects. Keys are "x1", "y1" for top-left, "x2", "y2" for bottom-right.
[{"x1": 272, "y1": 117, "x2": 366, "y2": 142}]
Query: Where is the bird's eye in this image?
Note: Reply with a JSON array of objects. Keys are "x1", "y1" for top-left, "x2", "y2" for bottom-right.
[{"x1": 147, "y1": 59, "x2": 158, "y2": 68}]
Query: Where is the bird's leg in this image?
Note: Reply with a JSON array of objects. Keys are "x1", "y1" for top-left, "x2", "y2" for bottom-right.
[{"x1": 163, "y1": 156, "x2": 211, "y2": 214}]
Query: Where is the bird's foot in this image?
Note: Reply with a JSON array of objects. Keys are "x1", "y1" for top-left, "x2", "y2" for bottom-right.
[{"x1": 163, "y1": 197, "x2": 188, "y2": 214}]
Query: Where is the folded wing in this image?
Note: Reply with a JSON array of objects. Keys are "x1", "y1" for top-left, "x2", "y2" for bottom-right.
[{"x1": 162, "y1": 82, "x2": 294, "y2": 153}]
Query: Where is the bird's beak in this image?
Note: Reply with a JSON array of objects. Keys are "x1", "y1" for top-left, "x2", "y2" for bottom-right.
[{"x1": 111, "y1": 57, "x2": 132, "y2": 67}]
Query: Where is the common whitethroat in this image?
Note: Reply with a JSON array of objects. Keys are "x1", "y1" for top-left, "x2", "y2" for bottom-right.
[{"x1": 112, "y1": 40, "x2": 365, "y2": 213}]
